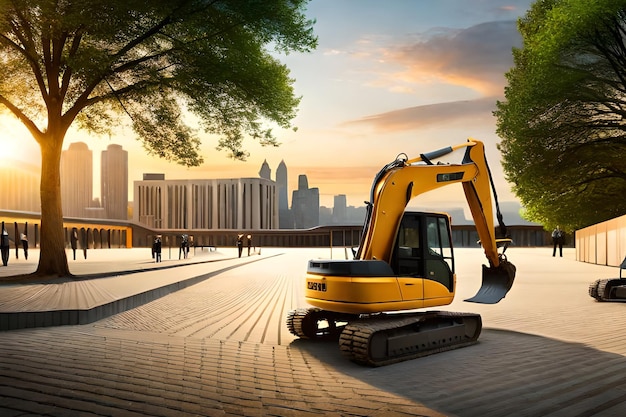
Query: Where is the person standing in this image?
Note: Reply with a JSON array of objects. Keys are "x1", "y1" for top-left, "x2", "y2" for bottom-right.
[
  {"x1": 247, "y1": 234, "x2": 252, "y2": 256},
  {"x1": 20, "y1": 233, "x2": 28, "y2": 260},
  {"x1": 1, "y1": 223, "x2": 9, "y2": 266},
  {"x1": 237, "y1": 234, "x2": 244, "y2": 258},
  {"x1": 81, "y1": 229, "x2": 88, "y2": 260},
  {"x1": 70, "y1": 229, "x2": 78, "y2": 260},
  {"x1": 153, "y1": 236, "x2": 162, "y2": 263},
  {"x1": 179, "y1": 234, "x2": 189, "y2": 259},
  {"x1": 552, "y1": 226, "x2": 564, "y2": 257}
]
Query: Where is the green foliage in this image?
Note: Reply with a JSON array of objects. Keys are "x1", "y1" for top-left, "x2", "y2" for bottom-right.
[
  {"x1": 495, "y1": 0, "x2": 626, "y2": 232},
  {"x1": 0, "y1": 0, "x2": 317, "y2": 163},
  {"x1": 0, "y1": 0, "x2": 316, "y2": 277}
]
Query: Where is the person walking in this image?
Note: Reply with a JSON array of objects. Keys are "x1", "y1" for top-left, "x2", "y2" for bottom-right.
[
  {"x1": 552, "y1": 226, "x2": 564, "y2": 257},
  {"x1": 247, "y1": 234, "x2": 252, "y2": 256},
  {"x1": 20, "y1": 233, "x2": 28, "y2": 260}
]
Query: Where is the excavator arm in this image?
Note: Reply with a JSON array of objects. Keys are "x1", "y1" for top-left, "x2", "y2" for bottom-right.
[{"x1": 356, "y1": 139, "x2": 516, "y2": 303}]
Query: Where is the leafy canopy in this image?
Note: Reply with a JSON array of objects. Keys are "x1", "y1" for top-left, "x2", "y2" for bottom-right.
[
  {"x1": 495, "y1": 0, "x2": 626, "y2": 232},
  {"x1": 0, "y1": 0, "x2": 317, "y2": 163},
  {"x1": 0, "y1": 0, "x2": 316, "y2": 278}
]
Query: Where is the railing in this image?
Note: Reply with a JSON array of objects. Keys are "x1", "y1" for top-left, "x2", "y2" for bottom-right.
[{"x1": 1, "y1": 209, "x2": 553, "y2": 254}]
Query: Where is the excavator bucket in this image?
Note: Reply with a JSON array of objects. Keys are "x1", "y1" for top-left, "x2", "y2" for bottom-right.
[{"x1": 465, "y1": 260, "x2": 516, "y2": 304}]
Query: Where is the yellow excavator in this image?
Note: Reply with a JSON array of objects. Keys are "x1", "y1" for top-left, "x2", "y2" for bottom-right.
[{"x1": 287, "y1": 139, "x2": 516, "y2": 366}]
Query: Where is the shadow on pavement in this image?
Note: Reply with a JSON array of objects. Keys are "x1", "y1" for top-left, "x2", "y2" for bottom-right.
[{"x1": 289, "y1": 328, "x2": 626, "y2": 417}]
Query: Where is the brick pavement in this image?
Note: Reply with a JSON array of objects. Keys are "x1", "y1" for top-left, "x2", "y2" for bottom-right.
[{"x1": 1, "y1": 247, "x2": 626, "y2": 416}]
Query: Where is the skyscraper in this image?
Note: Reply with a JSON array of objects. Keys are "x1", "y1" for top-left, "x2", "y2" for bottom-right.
[
  {"x1": 333, "y1": 194, "x2": 347, "y2": 224},
  {"x1": 259, "y1": 159, "x2": 271, "y2": 180},
  {"x1": 276, "y1": 160, "x2": 292, "y2": 228},
  {"x1": 101, "y1": 144, "x2": 128, "y2": 220},
  {"x1": 291, "y1": 174, "x2": 319, "y2": 228},
  {"x1": 60, "y1": 142, "x2": 92, "y2": 217}
]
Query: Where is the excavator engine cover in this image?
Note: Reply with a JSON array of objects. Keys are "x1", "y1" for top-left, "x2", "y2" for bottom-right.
[{"x1": 465, "y1": 260, "x2": 516, "y2": 304}]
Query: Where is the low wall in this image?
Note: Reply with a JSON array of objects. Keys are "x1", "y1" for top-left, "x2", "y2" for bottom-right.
[{"x1": 576, "y1": 214, "x2": 626, "y2": 266}]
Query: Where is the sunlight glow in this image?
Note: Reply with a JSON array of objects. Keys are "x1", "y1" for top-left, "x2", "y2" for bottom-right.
[{"x1": 0, "y1": 116, "x2": 40, "y2": 166}]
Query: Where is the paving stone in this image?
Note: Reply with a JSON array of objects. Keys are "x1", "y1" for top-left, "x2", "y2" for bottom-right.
[{"x1": 3, "y1": 248, "x2": 626, "y2": 415}]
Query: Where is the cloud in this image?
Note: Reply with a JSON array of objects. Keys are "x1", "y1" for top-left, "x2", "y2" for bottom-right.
[
  {"x1": 378, "y1": 20, "x2": 522, "y2": 96},
  {"x1": 344, "y1": 96, "x2": 498, "y2": 132}
]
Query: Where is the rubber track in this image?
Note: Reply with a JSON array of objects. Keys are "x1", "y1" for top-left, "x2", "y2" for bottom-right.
[
  {"x1": 588, "y1": 279, "x2": 626, "y2": 302},
  {"x1": 286, "y1": 307, "x2": 315, "y2": 339},
  {"x1": 589, "y1": 279, "x2": 603, "y2": 301},
  {"x1": 339, "y1": 311, "x2": 481, "y2": 367}
]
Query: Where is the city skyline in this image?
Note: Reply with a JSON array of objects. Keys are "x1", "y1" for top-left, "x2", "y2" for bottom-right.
[
  {"x1": 0, "y1": 0, "x2": 534, "y2": 211},
  {"x1": 0, "y1": 139, "x2": 536, "y2": 226}
]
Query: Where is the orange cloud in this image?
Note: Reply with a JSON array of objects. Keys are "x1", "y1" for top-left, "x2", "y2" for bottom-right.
[
  {"x1": 373, "y1": 21, "x2": 521, "y2": 97},
  {"x1": 344, "y1": 97, "x2": 498, "y2": 132}
]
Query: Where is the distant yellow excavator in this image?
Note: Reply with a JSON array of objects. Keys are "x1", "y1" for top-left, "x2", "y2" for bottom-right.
[{"x1": 287, "y1": 139, "x2": 516, "y2": 366}]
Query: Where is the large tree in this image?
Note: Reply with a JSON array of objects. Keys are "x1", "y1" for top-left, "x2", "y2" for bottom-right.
[
  {"x1": 495, "y1": 0, "x2": 626, "y2": 232},
  {"x1": 0, "y1": 0, "x2": 316, "y2": 278}
]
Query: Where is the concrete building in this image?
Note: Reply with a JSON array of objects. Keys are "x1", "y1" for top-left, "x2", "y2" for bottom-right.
[
  {"x1": 60, "y1": 142, "x2": 93, "y2": 218},
  {"x1": 101, "y1": 144, "x2": 128, "y2": 220},
  {"x1": 133, "y1": 176, "x2": 278, "y2": 230}
]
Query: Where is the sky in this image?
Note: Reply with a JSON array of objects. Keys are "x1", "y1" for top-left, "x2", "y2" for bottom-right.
[{"x1": 0, "y1": 0, "x2": 534, "y2": 211}]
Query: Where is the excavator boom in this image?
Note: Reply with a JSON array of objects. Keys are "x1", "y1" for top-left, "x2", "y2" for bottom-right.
[{"x1": 357, "y1": 139, "x2": 515, "y2": 303}]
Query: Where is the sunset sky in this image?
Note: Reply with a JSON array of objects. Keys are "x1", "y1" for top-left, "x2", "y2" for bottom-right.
[{"x1": 0, "y1": 0, "x2": 534, "y2": 210}]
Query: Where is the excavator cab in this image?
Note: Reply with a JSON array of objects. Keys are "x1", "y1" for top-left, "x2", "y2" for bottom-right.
[
  {"x1": 391, "y1": 211, "x2": 515, "y2": 305},
  {"x1": 391, "y1": 212, "x2": 454, "y2": 291}
]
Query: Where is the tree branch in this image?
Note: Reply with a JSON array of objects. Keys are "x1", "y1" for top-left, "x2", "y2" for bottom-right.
[{"x1": 0, "y1": 95, "x2": 44, "y2": 143}]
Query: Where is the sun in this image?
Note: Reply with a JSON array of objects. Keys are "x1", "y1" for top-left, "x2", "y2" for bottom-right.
[{"x1": 0, "y1": 116, "x2": 40, "y2": 166}]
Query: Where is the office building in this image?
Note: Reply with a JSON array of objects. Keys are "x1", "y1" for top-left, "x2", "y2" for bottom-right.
[
  {"x1": 276, "y1": 160, "x2": 292, "y2": 229},
  {"x1": 333, "y1": 194, "x2": 347, "y2": 224},
  {"x1": 60, "y1": 142, "x2": 93, "y2": 217},
  {"x1": 259, "y1": 160, "x2": 271, "y2": 180},
  {"x1": 134, "y1": 176, "x2": 278, "y2": 230},
  {"x1": 291, "y1": 174, "x2": 319, "y2": 229},
  {"x1": 101, "y1": 144, "x2": 128, "y2": 220}
]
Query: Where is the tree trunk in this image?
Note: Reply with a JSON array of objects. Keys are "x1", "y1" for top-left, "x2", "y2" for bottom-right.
[{"x1": 36, "y1": 134, "x2": 70, "y2": 277}]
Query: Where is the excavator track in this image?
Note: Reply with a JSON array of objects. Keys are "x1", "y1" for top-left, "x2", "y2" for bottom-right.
[
  {"x1": 286, "y1": 307, "x2": 357, "y2": 340},
  {"x1": 338, "y1": 311, "x2": 482, "y2": 367},
  {"x1": 589, "y1": 278, "x2": 626, "y2": 301}
]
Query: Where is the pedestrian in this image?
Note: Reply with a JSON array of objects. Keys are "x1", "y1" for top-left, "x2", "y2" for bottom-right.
[
  {"x1": 153, "y1": 236, "x2": 162, "y2": 263},
  {"x1": 247, "y1": 234, "x2": 252, "y2": 256},
  {"x1": 179, "y1": 234, "x2": 189, "y2": 259},
  {"x1": 20, "y1": 233, "x2": 28, "y2": 260},
  {"x1": 552, "y1": 226, "x2": 564, "y2": 257},
  {"x1": 81, "y1": 229, "x2": 88, "y2": 260},
  {"x1": 70, "y1": 229, "x2": 78, "y2": 260},
  {"x1": 237, "y1": 234, "x2": 244, "y2": 258},
  {"x1": 1, "y1": 223, "x2": 9, "y2": 266}
]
